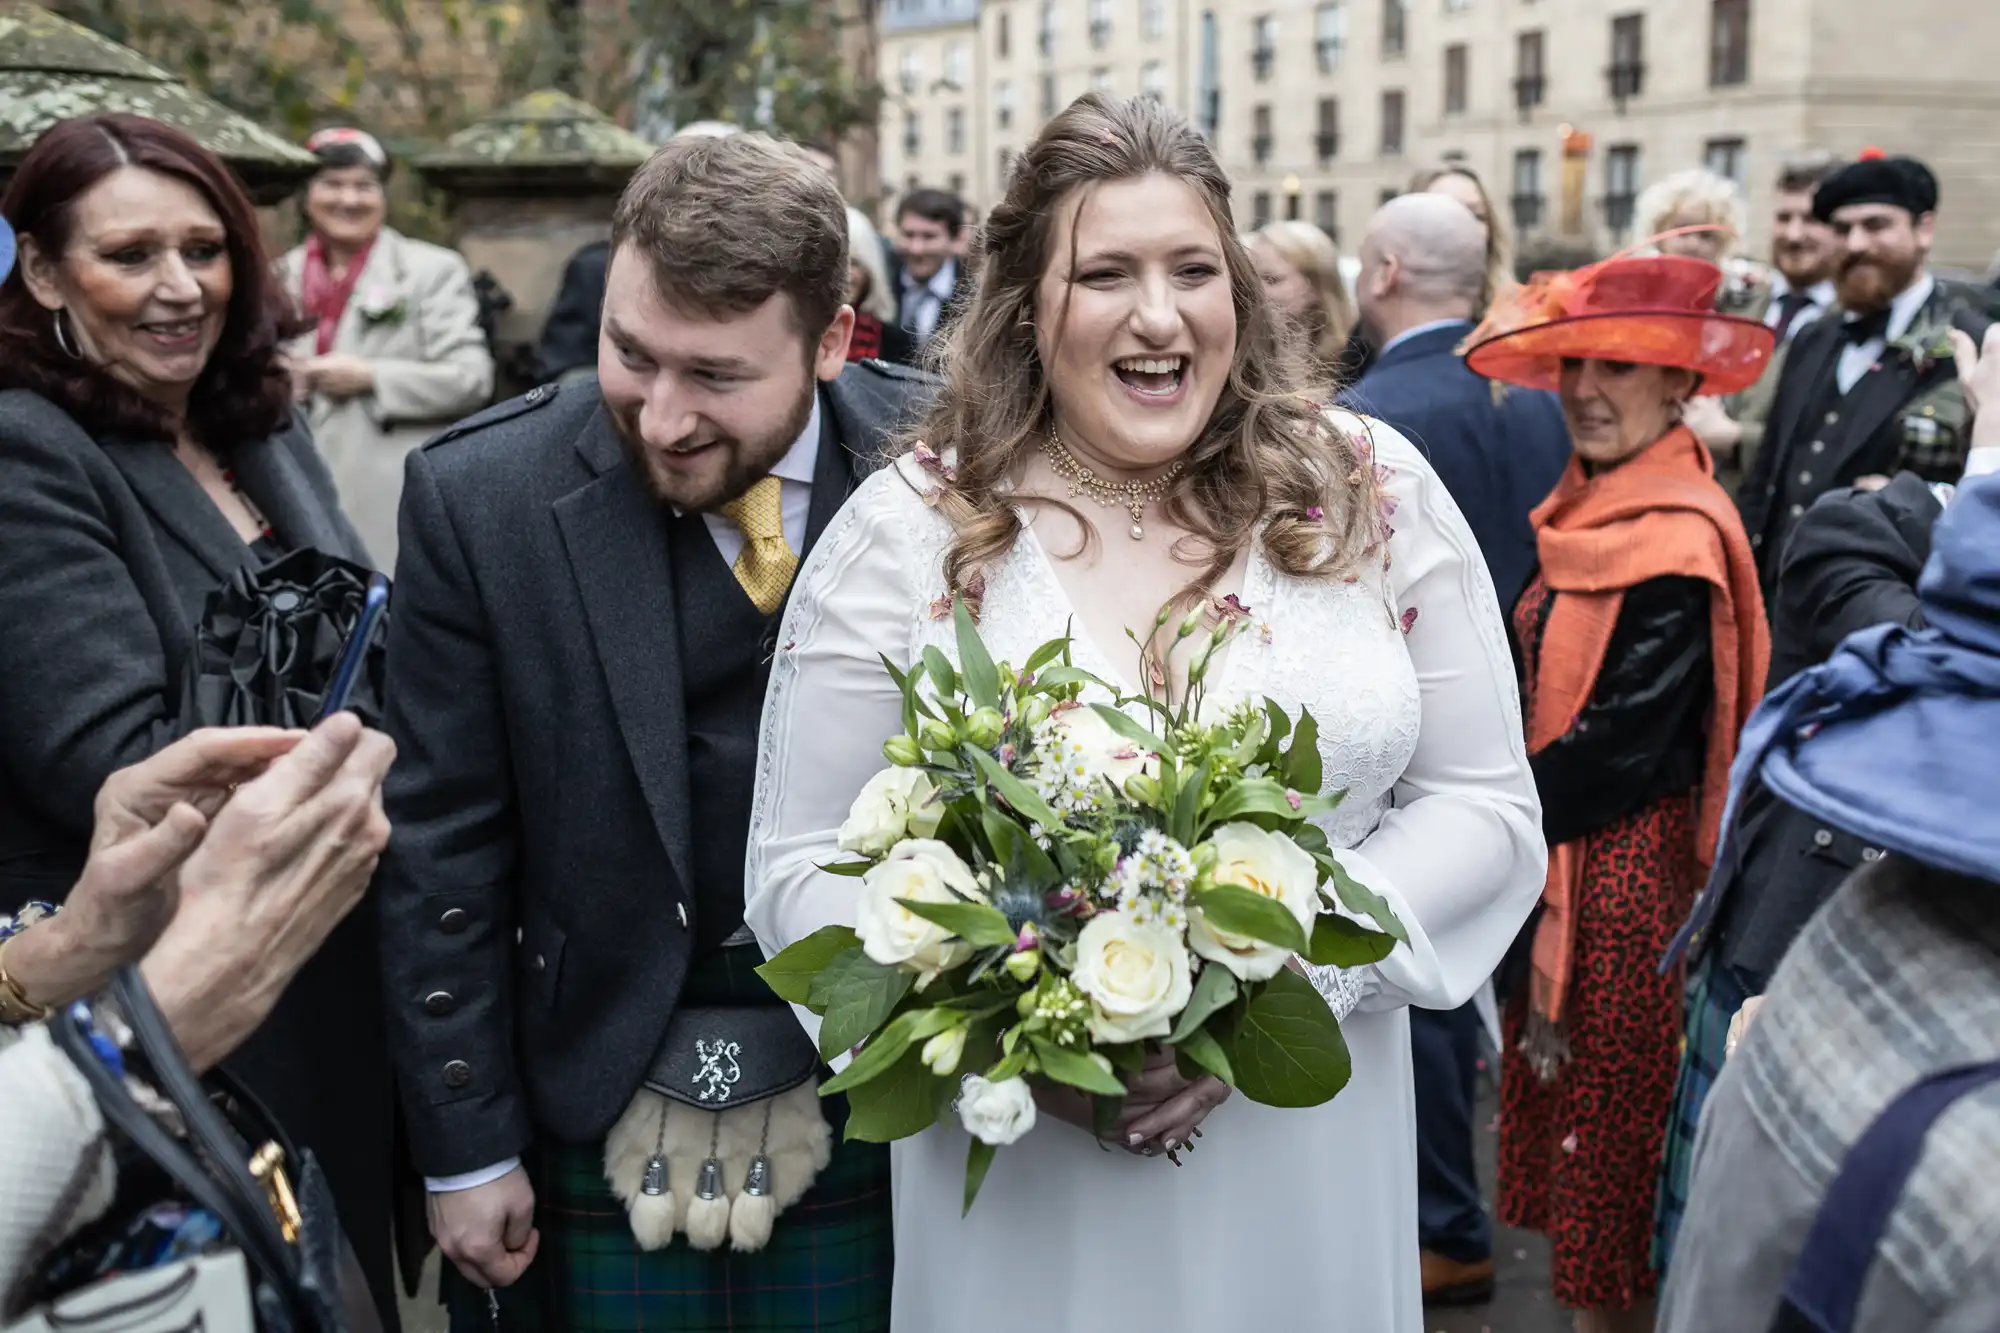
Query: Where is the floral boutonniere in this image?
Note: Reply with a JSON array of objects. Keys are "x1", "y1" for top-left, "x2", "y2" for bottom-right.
[
  {"x1": 354, "y1": 283, "x2": 408, "y2": 329},
  {"x1": 1888, "y1": 320, "x2": 1956, "y2": 374}
]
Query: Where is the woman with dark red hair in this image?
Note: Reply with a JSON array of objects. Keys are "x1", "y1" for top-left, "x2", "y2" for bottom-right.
[
  {"x1": 1464, "y1": 250, "x2": 1775, "y2": 1332},
  {"x1": 0, "y1": 114, "x2": 396, "y2": 1327}
]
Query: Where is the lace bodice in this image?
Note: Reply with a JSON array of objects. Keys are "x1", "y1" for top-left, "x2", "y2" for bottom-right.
[{"x1": 748, "y1": 416, "x2": 1545, "y2": 1030}]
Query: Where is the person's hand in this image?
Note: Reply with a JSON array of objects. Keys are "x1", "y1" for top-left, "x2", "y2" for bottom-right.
[
  {"x1": 1950, "y1": 325, "x2": 2000, "y2": 448},
  {"x1": 1851, "y1": 474, "x2": 1892, "y2": 493},
  {"x1": 1119, "y1": 1067, "x2": 1231, "y2": 1157},
  {"x1": 141, "y1": 712, "x2": 394, "y2": 1071},
  {"x1": 1681, "y1": 394, "x2": 1744, "y2": 454},
  {"x1": 1724, "y1": 995, "x2": 1765, "y2": 1060},
  {"x1": 303, "y1": 354, "x2": 375, "y2": 400},
  {"x1": 429, "y1": 1167, "x2": 540, "y2": 1289}
]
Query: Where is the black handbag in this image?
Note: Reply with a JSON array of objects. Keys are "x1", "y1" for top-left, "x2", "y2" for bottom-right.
[{"x1": 27, "y1": 965, "x2": 382, "y2": 1333}]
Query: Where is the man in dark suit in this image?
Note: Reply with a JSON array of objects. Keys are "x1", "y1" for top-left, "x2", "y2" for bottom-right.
[
  {"x1": 887, "y1": 187, "x2": 969, "y2": 347},
  {"x1": 376, "y1": 133, "x2": 931, "y2": 1330},
  {"x1": 1741, "y1": 152, "x2": 1991, "y2": 596},
  {"x1": 1339, "y1": 192, "x2": 1571, "y2": 1309},
  {"x1": 533, "y1": 237, "x2": 609, "y2": 382}
]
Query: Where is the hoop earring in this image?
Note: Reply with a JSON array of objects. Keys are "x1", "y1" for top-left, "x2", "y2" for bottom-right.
[{"x1": 51, "y1": 308, "x2": 82, "y2": 360}]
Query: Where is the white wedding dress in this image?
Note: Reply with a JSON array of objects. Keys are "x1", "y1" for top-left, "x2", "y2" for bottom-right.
[{"x1": 745, "y1": 415, "x2": 1545, "y2": 1332}]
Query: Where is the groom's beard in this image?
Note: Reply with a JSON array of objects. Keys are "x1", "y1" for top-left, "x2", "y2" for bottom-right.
[{"x1": 607, "y1": 381, "x2": 816, "y2": 515}]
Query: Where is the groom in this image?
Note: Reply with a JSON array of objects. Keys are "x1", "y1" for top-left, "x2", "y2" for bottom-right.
[{"x1": 375, "y1": 133, "x2": 931, "y2": 1329}]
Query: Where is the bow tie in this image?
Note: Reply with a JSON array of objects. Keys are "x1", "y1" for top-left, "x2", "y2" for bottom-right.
[{"x1": 1839, "y1": 308, "x2": 1892, "y2": 346}]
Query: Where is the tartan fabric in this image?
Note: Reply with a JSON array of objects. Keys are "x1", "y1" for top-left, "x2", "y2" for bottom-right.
[
  {"x1": 1651, "y1": 955, "x2": 1747, "y2": 1274},
  {"x1": 447, "y1": 945, "x2": 894, "y2": 1331}
]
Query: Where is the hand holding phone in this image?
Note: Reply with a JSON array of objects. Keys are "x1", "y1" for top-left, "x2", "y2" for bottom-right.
[{"x1": 315, "y1": 574, "x2": 390, "y2": 724}]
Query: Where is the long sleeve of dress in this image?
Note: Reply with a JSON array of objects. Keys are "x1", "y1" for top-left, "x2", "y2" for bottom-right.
[{"x1": 1335, "y1": 422, "x2": 1548, "y2": 1013}]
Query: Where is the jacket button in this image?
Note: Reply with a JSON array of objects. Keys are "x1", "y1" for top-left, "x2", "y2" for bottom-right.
[
  {"x1": 439, "y1": 908, "x2": 469, "y2": 934},
  {"x1": 1751, "y1": 533, "x2": 1763, "y2": 548},
  {"x1": 1813, "y1": 829, "x2": 1834, "y2": 848},
  {"x1": 1824, "y1": 412, "x2": 1839, "y2": 425},
  {"x1": 529, "y1": 953, "x2": 547, "y2": 973},
  {"x1": 1810, "y1": 440, "x2": 1825, "y2": 454},
  {"x1": 1798, "y1": 471, "x2": 1812, "y2": 485},
  {"x1": 1862, "y1": 847, "x2": 1883, "y2": 862},
  {"x1": 1789, "y1": 504, "x2": 1805, "y2": 518},
  {"x1": 677, "y1": 902, "x2": 690, "y2": 930},
  {"x1": 525, "y1": 386, "x2": 543, "y2": 403},
  {"x1": 423, "y1": 990, "x2": 455, "y2": 1015},
  {"x1": 442, "y1": 1060, "x2": 472, "y2": 1089}
]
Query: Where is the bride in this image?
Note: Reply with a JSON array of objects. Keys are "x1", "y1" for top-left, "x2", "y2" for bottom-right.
[{"x1": 746, "y1": 94, "x2": 1544, "y2": 1331}]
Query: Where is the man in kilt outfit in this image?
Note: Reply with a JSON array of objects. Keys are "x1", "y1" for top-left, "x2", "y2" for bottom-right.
[{"x1": 375, "y1": 133, "x2": 931, "y2": 1330}]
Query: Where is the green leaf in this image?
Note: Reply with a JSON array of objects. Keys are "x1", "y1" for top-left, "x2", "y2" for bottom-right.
[
  {"x1": 1029, "y1": 1037, "x2": 1126, "y2": 1096},
  {"x1": 1193, "y1": 883, "x2": 1309, "y2": 953},
  {"x1": 1167, "y1": 962, "x2": 1240, "y2": 1043},
  {"x1": 953, "y1": 596, "x2": 1001, "y2": 710},
  {"x1": 921, "y1": 646, "x2": 959, "y2": 704},
  {"x1": 1225, "y1": 967, "x2": 1352, "y2": 1107},
  {"x1": 811, "y1": 948, "x2": 913, "y2": 1060},
  {"x1": 1022, "y1": 636, "x2": 1070, "y2": 678},
  {"x1": 880, "y1": 653, "x2": 910, "y2": 695},
  {"x1": 1171, "y1": 756, "x2": 1213, "y2": 846},
  {"x1": 982, "y1": 809, "x2": 1059, "y2": 891},
  {"x1": 895, "y1": 897, "x2": 1018, "y2": 949},
  {"x1": 755, "y1": 926, "x2": 862, "y2": 1006},
  {"x1": 1091, "y1": 1093, "x2": 1125, "y2": 1139},
  {"x1": 969, "y1": 748, "x2": 1064, "y2": 829},
  {"x1": 820, "y1": 1007, "x2": 959, "y2": 1095},
  {"x1": 963, "y1": 1138, "x2": 998, "y2": 1215},
  {"x1": 841, "y1": 1047, "x2": 943, "y2": 1142},
  {"x1": 1099, "y1": 1040, "x2": 1147, "y2": 1074},
  {"x1": 1305, "y1": 913, "x2": 1400, "y2": 967},
  {"x1": 1174, "y1": 1026, "x2": 1236, "y2": 1086},
  {"x1": 1200, "y1": 777, "x2": 1304, "y2": 831},
  {"x1": 1086, "y1": 704, "x2": 1168, "y2": 758},
  {"x1": 1326, "y1": 857, "x2": 1410, "y2": 946},
  {"x1": 815, "y1": 858, "x2": 873, "y2": 877},
  {"x1": 1031, "y1": 665, "x2": 1110, "y2": 692},
  {"x1": 1257, "y1": 698, "x2": 1293, "y2": 767},
  {"x1": 1282, "y1": 708, "x2": 1323, "y2": 795}
]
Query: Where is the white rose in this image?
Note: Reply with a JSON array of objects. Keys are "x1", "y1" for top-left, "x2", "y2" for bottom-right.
[
  {"x1": 838, "y1": 766, "x2": 943, "y2": 857},
  {"x1": 854, "y1": 839, "x2": 984, "y2": 983},
  {"x1": 1188, "y1": 822, "x2": 1321, "y2": 981},
  {"x1": 957, "y1": 1074, "x2": 1037, "y2": 1145},
  {"x1": 1070, "y1": 911, "x2": 1194, "y2": 1044}
]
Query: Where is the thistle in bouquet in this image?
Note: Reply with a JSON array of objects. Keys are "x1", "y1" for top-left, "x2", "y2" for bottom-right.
[{"x1": 756, "y1": 595, "x2": 1408, "y2": 1211}]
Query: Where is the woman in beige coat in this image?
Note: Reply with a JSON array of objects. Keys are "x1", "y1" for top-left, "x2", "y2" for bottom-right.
[{"x1": 282, "y1": 128, "x2": 493, "y2": 568}]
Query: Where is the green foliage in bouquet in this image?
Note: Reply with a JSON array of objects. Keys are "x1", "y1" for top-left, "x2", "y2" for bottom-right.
[{"x1": 757, "y1": 596, "x2": 1405, "y2": 1211}]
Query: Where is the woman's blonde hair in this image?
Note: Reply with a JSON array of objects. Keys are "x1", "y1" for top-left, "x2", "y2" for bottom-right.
[
  {"x1": 908, "y1": 93, "x2": 1383, "y2": 601},
  {"x1": 845, "y1": 206, "x2": 897, "y2": 324},
  {"x1": 1407, "y1": 164, "x2": 1515, "y2": 315},
  {"x1": 1636, "y1": 168, "x2": 1747, "y2": 254},
  {"x1": 1249, "y1": 220, "x2": 1357, "y2": 380}
]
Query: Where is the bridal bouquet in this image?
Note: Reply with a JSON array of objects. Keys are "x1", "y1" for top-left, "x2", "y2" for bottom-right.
[{"x1": 756, "y1": 597, "x2": 1405, "y2": 1211}]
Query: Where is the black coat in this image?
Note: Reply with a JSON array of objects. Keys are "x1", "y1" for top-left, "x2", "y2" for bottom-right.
[
  {"x1": 374, "y1": 362, "x2": 935, "y2": 1175},
  {"x1": 534, "y1": 239, "x2": 610, "y2": 381},
  {"x1": 0, "y1": 390, "x2": 400, "y2": 1327}
]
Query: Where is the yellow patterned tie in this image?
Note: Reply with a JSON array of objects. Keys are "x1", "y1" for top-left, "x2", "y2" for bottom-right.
[{"x1": 717, "y1": 476, "x2": 799, "y2": 614}]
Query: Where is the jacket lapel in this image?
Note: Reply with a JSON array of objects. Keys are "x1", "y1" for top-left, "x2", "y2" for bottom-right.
[
  {"x1": 102, "y1": 440, "x2": 245, "y2": 581},
  {"x1": 232, "y1": 424, "x2": 356, "y2": 561},
  {"x1": 801, "y1": 385, "x2": 856, "y2": 555},
  {"x1": 1769, "y1": 318, "x2": 1843, "y2": 456},
  {"x1": 332, "y1": 230, "x2": 404, "y2": 354},
  {"x1": 1821, "y1": 355, "x2": 1921, "y2": 479},
  {"x1": 551, "y1": 406, "x2": 694, "y2": 888}
]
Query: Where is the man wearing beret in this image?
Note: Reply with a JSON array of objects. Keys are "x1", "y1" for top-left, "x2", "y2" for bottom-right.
[{"x1": 1739, "y1": 152, "x2": 1992, "y2": 596}]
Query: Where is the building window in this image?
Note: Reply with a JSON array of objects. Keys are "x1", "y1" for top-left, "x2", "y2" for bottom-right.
[
  {"x1": 996, "y1": 9, "x2": 1010, "y2": 59},
  {"x1": 1144, "y1": 0, "x2": 1167, "y2": 38},
  {"x1": 1510, "y1": 149, "x2": 1544, "y2": 230},
  {"x1": 1092, "y1": 66, "x2": 1115, "y2": 93},
  {"x1": 905, "y1": 173, "x2": 921, "y2": 196},
  {"x1": 899, "y1": 48, "x2": 922, "y2": 96},
  {"x1": 1604, "y1": 143, "x2": 1641, "y2": 233},
  {"x1": 1380, "y1": 89, "x2": 1406, "y2": 156},
  {"x1": 1710, "y1": 0, "x2": 1749, "y2": 86},
  {"x1": 1253, "y1": 190, "x2": 1274, "y2": 227},
  {"x1": 1443, "y1": 44, "x2": 1468, "y2": 114},
  {"x1": 1515, "y1": 30, "x2": 1546, "y2": 115},
  {"x1": 1252, "y1": 104, "x2": 1273, "y2": 165},
  {"x1": 1704, "y1": 136, "x2": 1747, "y2": 184},
  {"x1": 1316, "y1": 2, "x2": 1346, "y2": 72},
  {"x1": 902, "y1": 110, "x2": 921, "y2": 158},
  {"x1": 1383, "y1": 0, "x2": 1407, "y2": 56},
  {"x1": 1089, "y1": 0, "x2": 1112, "y2": 48},
  {"x1": 1316, "y1": 97, "x2": 1340, "y2": 160},
  {"x1": 1040, "y1": 72, "x2": 1058, "y2": 117},
  {"x1": 1141, "y1": 60, "x2": 1167, "y2": 100},
  {"x1": 946, "y1": 106, "x2": 966, "y2": 154},
  {"x1": 1379, "y1": 187, "x2": 1399, "y2": 206},
  {"x1": 1038, "y1": 0, "x2": 1057, "y2": 56},
  {"x1": 1444, "y1": 0, "x2": 1468, "y2": 11},
  {"x1": 1609, "y1": 14, "x2": 1645, "y2": 104},
  {"x1": 998, "y1": 147, "x2": 1015, "y2": 187},
  {"x1": 1314, "y1": 189, "x2": 1338, "y2": 237},
  {"x1": 948, "y1": 171, "x2": 965, "y2": 196},
  {"x1": 1252, "y1": 14, "x2": 1277, "y2": 80},
  {"x1": 944, "y1": 41, "x2": 969, "y2": 89},
  {"x1": 1198, "y1": 9, "x2": 1222, "y2": 138},
  {"x1": 996, "y1": 79, "x2": 1015, "y2": 129}
]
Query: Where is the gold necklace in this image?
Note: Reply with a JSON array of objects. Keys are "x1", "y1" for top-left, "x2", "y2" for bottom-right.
[{"x1": 1039, "y1": 433, "x2": 1185, "y2": 541}]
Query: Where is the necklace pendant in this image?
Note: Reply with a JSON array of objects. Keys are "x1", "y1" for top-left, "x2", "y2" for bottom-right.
[{"x1": 1129, "y1": 520, "x2": 1145, "y2": 540}]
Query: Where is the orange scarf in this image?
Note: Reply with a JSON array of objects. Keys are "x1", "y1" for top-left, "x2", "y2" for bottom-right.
[{"x1": 1524, "y1": 426, "x2": 1769, "y2": 1040}]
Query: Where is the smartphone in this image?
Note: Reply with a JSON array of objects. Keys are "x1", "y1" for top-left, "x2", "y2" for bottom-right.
[{"x1": 315, "y1": 573, "x2": 390, "y2": 724}]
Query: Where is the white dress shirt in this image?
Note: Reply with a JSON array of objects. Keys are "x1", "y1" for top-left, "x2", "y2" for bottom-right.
[
  {"x1": 424, "y1": 399, "x2": 822, "y2": 1196},
  {"x1": 1764, "y1": 275, "x2": 1837, "y2": 343},
  {"x1": 899, "y1": 257, "x2": 958, "y2": 341},
  {"x1": 1836, "y1": 273, "x2": 1935, "y2": 396}
]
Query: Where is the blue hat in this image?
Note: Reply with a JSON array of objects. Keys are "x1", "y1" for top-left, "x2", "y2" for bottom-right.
[{"x1": 0, "y1": 217, "x2": 14, "y2": 284}]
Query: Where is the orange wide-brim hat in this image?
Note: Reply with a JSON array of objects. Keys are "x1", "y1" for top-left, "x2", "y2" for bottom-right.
[{"x1": 1462, "y1": 247, "x2": 1776, "y2": 396}]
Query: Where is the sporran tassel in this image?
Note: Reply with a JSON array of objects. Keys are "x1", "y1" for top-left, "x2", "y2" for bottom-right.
[
  {"x1": 729, "y1": 1102, "x2": 779, "y2": 1251},
  {"x1": 627, "y1": 1097, "x2": 678, "y2": 1251},
  {"x1": 684, "y1": 1113, "x2": 732, "y2": 1250}
]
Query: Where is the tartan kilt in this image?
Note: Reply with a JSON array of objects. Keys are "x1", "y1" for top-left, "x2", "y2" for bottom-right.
[
  {"x1": 1651, "y1": 956, "x2": 1747, "y2": 1273},
  {"x1": 448, "y1": 946, "x2": 894, "y2": 1332}
]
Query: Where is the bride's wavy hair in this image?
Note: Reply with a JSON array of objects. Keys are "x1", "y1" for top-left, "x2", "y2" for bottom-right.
[{"x1": 907, "y1": 93, "x2": 1383, "y2": 599}]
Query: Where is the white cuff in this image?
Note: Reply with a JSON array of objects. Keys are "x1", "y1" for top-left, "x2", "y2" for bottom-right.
[{"x1": 425, "y1": 1157, "x2": 521, "y2": 1193}]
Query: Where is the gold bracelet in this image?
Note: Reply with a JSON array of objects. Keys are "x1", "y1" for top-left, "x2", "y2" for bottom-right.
[{"x1": 0, "y1": 934, "x2": 53, "y2": 1026}]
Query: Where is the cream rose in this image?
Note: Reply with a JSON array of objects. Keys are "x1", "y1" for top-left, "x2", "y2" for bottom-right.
[
  {"x1": 1070, "y1": 911, "x2": 1194, "y2": 1043},
  {"x1": 1188, "y1": 822, "x2": 1321, "y2": 981},
  {"x1": 854, "y1": 839, "x2": 984, "y2": 983},
  {"x1": 837, "y1": 766, "x2": 943, "y2": 857},
  {"x1": 956, "y1": 1074, "x2": 1037, "y2": 1145}
]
